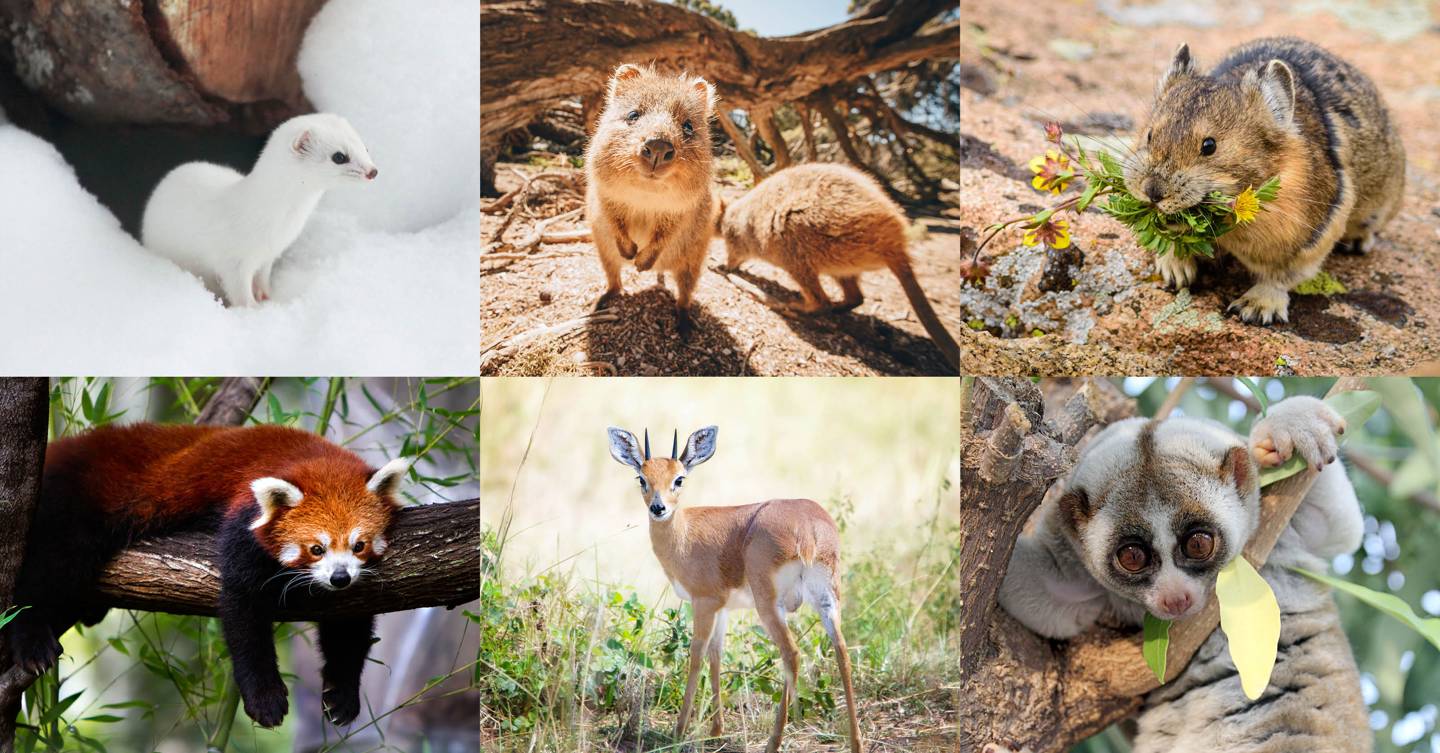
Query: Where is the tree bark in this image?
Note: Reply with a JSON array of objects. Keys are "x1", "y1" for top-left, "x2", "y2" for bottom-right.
[
  {"x1": 715, "y1": 110, "x2": 767, "y2": 181},
  {"x1": 0, "y1": 380, "x2": 47, "y2": 752},
  {"x1": 95, "y1": 500, "x2": 479, "y2": 620},
  {"x1": 959, "y1": 377, "x2": 1366, "y2": 750},
  {"x1": 478, "y1": 0, "x2": 957, "y2": 154},
  {"x1": 796, "y1": 103, "x2": 819, "y2": 161},
  {"x1": 753, "y1": 107, "x2": 792, "y2": 170},
  {"x1": 196, "y1": 377, "x2": 268, "y2": 426}
]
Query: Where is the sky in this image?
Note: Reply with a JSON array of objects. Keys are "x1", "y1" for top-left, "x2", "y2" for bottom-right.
[{"x1": 710, "y1": 0, "x2": 851, "y2": 36}]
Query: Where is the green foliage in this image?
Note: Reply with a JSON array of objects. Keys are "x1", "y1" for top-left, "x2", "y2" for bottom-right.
[
  {"x1": 1142, "y1": 613, "x2": 1169, "y2": 683},
  {"x1": 672, "y1": 0, "x2": 738, "y2": 29}
]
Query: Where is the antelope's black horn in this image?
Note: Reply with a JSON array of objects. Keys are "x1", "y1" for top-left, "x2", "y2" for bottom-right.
[
  {"x1": 643, "y1": 429, "x2": 651, "y2": 460},
  {"x1": 672, "y1": 429, "x2": 678, "y2": 459}
]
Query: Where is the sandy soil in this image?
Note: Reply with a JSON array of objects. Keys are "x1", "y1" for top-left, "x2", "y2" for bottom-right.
[
  {"x1": 481, "y1": 161, "x2": 961, "y2": 376},
  {"x1": 960, "y1": 0, "x2": 1440, "y2": 375}
]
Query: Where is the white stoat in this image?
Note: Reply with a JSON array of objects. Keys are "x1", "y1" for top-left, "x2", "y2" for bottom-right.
[{"x1": 140, "y1": 113, "x2": 378, "y2": 308}]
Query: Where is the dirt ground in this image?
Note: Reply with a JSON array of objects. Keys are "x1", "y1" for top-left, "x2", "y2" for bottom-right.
[
  {"x1": 480, "y1": 161, "x2": 961, "y2": 376},
  {"x1": 961, "y1": 0, "x2": 1440, "y2": 375}
]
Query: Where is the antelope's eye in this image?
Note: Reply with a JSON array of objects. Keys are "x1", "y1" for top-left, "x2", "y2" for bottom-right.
[
  {"x1": 674, "y1": 477, "x2": 684, "y2": 487},
  {"x1": 626, "y1": 110, "x2": 641, "y2": 123},
  {"x1": 682, "y1": 120, "x2": 694, "y2": 137},
  {"x1": 1184, "y1": 531, "x2": 1215, "y2": 560},
  {"x1": 331, "y1": 151, "x2": 349, "y2": 165},
  {"x1": 637, "y1": 477, "x2": 647, "y2": 489},
  {"x1": 1200, "y1": 137, "x2": 1216, "y2": 156},
  {"x1": 309, "y1": 544, "x2": 325, "y2": 557},
  {"x1": 352, "y1": 541, "x2": 365, "y2": 554},
  {"x1": 1116, "y1": 544, "x2": 1149, "y2": 573}
]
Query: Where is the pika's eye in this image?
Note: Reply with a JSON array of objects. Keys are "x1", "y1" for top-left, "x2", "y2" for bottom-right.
[
  {"x1": 682, "y1": 120, "x2": 694, "y2": 137},
  {"x1": 331, "y1": 151, "x2": 349, "y2": 165},
  {"x1": 1116, "y1": 544, "x2": 1149, "y2": 573},
  {"x1": 309, "y1": 544, "x2": 325, "y2": 557},
  {"x1": 1183, "y1": 531, "x2": 1215, "y2": 560},
  {"x1": 352, "y1": 541, "x2": 365, "y2": 554},
  {"x1": 626, "y1": 110, "x2": 641, "y2": 124},
  {"x1": 1200, "y1": 137, "x2": 1216, "y2": 156}
]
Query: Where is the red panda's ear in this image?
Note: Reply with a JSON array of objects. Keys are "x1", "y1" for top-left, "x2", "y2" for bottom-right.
[
  {"x1": 367, "y1": 457, "x2": 412, "y2": 504},
  {"x1": 250, "y1": 477, "x2": 302, "y2": 530}
]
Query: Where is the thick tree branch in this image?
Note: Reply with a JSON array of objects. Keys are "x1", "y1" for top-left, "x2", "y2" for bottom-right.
[
  {"x1": 0, "y1": 379, "x2": 50, "y2": 752},
  {"x1": 95, "y1": 500, "x2": 479, "y2": 620},
  {"x1": 196, "y1": 377, "x2": 268, "y2": 426}
]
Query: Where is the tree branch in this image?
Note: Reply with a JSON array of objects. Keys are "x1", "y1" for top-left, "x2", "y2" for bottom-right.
[
  {"x1": 95, "y1": 500, "x2": 479, "y2": 620},
  {"x1": 196, "y1": 377, "x2": 268, "y2": 426},
  {"x1": 0, "y1": 379, "x2": 48, "y2": 752}
]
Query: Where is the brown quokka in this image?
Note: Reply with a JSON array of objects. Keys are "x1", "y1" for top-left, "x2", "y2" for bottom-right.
[
  {"x1": 1127, "y1": 37, "x2": 1405, "y2": 325},
  {"x1": 718, "y1": 163, "x2": 960, "y2": 372},
  {"x1": 586, "y1": 63, "x2": 718, "y2": 339}
]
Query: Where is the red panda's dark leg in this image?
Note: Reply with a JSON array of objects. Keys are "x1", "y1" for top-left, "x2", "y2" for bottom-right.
[
  {"x1": 218, "y1": 515, "x2": 289, "y2": 728},
  {"x1": 317, "y1": 615, "x2": 375, "y2": 726}
]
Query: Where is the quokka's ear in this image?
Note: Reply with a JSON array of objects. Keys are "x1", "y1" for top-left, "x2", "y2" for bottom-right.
[
  {"x1": 250, "y1": 477, "x2": 303, "y2": 530},
  {"x1": 691, "y1": 76, "x2": 716, "y2": 115},
  {"x1": 608, "y1": 63, "x2": 645, "y2": 99},
  {"x1": 292, "y1": 129, "x2": 313, "y2": 156},
  {"x1": 680, "y1": 425, "x2": 718, "y2": 469},
  {"x1": 607, "y1": 427, "x2": 644, "y2": 470},
  {"x1": 368, "y1": 457, "x2": 412, "y2": 502}
]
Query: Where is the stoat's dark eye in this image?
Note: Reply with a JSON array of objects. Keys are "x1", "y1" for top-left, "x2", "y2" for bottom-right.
[
  {"x1": 1200, "y1": 137, "x2": 1216, "y2": 156},
  {"x1": 332, "y1": 151, "x2": 349, "y2": 165},
  {"x1": 626, "y1": 110, "x2": 641, "y2": 124},
  {"x1": 682, "y1": 120, "x2": 694, "y2": 137},
  {"x1": 1116, "y1": 544, "x2": 1150, "y2": 573},
  {"x1": 1184, "y1": 531, "x2": 1215, "y2": 560},
  {"x1": 352, "y1": 541, "x2": 365, "y2": 554},
  {"x1": 309, "y1": 544, "x2": 325, "y2": 557}
]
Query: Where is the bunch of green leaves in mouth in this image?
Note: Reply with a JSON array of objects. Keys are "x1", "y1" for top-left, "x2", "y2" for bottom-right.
[{"x1": 1099, "y1": 170, "x2": 1281, "y2": 260}]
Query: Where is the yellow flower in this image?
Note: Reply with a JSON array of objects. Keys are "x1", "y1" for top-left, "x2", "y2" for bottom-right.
[
  {"x1": 1231, "y1": 186, "x2": 1260, "y2": 224},
  {"x1": 1023, "y1": 219, "x2": 1071, "y2": 249},
  {"x1": 1028, "y1": 150, "x2": 1073, "y2": 195}
]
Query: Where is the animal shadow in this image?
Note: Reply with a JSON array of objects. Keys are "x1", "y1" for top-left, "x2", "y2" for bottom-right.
[{"x1": 584, "y1": 286, "x2": 750, "y2": 375}]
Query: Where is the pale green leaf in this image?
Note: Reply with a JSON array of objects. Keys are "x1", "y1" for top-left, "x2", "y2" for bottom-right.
[
  {"x1": 1216, "y1": 556, "x2": 1280, "y2": 700},
  {"x1": 1291, "y1": 567, "x2": 1440, "y2": 652},
  {"x1": 1143, "y1": 613, "x2": 1170, "y2": 683}
]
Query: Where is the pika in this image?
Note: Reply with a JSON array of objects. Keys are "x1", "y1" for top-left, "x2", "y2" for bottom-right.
[
  {"x1": 586, "y1": 64, "x2": 718, "y2": 339},
  {"x1": 718, "y1": 163, "x2": 960, "y2": 371},
  {"x1": 141, "y1": 113, "x2": 378, "y2": 308},
  {"x1": 1127, "y1": 37, "x2": 1405, "y2": 324}
]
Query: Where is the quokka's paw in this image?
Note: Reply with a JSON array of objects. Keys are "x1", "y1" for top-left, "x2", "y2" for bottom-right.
[
  {"x1": 322, "y1": 681, "x2": 362, "y2": 726},
  {"x1": 1227, "y1": 284, "x2": 1291, "y2": 325},
  {"x1": 241, "y1": 683, "x2": 290, "y2": 728},
  {"x1": 593, "y1": 289, "x2": 621, "y2": 312},
  {"x1": 1250, "y1": 396, "x2": 1345, "y2": 471},
  {"x1": 1155, "y1": 252, "x2": 1198, "y2": 289},
  {"x1": 9, "y1": 620, "x2": 62, "y2": 675}
]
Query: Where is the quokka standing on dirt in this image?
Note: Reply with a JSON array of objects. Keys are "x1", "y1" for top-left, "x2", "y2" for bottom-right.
[
  {"x1": 1127, "y1": 36, "x2": 1404, "y2": 325},
  {"x1": 586, "y1": 63, "x2": 718, "y2": 339},
  {"x1": 718, "y1": 162, "x2": 960, "y2": 371}
]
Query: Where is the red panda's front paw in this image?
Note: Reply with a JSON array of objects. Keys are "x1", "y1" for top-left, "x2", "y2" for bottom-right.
[
  {"x1": 242, "y1": 685, "x2": 289, "y2": 728},
  {"x1": 9, "y1": 622, "x2": 62, "y2": 674},
  {"x1": 323, "y1": 682, "x2": 361, "y2": 726}
]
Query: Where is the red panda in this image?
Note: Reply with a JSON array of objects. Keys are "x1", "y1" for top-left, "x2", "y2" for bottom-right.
[{"x1": 8, "y1": 423, "x2": 411, "y2": 729}]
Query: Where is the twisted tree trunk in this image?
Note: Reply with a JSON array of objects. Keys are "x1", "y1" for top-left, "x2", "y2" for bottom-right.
[{"x1": 0, "y1": 379, "x2": 48, "y2": 753}]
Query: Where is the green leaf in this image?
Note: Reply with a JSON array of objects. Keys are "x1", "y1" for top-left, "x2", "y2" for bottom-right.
[
  {"x1": 1235, "y1": 377, "x2": 1268, "y2": 415},
  {"x1": 1077, "y1": 179, "x2": 1101, "y2": 212},
  {"x1": 1259, "y1": 390, "x2": 1381, "y2": 487},
  {"x1": 1216, "y1": 556, "x2": 1280, "y2": 699},
  {"x1": 1143, "y1": 613, "x2": 1170, "y2": 683},
  {"x1": 1291, "y1": 567, "x2": 1440, "y2": 652},
  {"x1": 38, "y1": 691, "x2": 83, "y2": 727}
]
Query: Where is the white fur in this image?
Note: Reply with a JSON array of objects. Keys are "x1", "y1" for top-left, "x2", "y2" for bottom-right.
[
  {"x1": 140, "y1": 113, "x2": 377, "y2": 308},
  {"x1": 367, "y1": 456, "x2": 411, "y2": 496},
  {"x1": 371, "y1": 534, "x2": 388, "y2": 555},
  {"x1": 312, "y1": 548, "x2": 362, "y2": 589},
  {"x1": 249, "y1": 477, "x2": 302, "y2": 530},
  {"x1": 278, "y1": 543, "x2": 302, "y2": 565}
]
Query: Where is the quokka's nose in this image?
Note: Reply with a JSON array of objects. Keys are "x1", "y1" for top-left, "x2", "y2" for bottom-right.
[
  {"x1": 640, "y1": 138, "x2": 675, "y2": 169},
  {"x1": 330, "y1": 571, "x2": 353, "y2": 589}
]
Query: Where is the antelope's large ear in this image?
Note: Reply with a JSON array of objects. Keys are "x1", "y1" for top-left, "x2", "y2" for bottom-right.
[
  {"x1": 680, "y1": 425, "x2": 717, "y2": 469},
  {"x1": 608, "y1": 427, "x2": 644, "y2": 470},
  {"x1": 368, "y1": 457, "x2": 412, "y2": 502},
  {"x1": 692, "y1": 76, "x2": 716, "y2": 115},
  {"x1": 1157, "y1": 42, "x2": 1195, "y2": 94},
  {"x1": 608, "y1": 63, "x2": 645, "y2": 98},
  {"x1": 250, "y1": 478, "x2": 302, "y2": 530}
]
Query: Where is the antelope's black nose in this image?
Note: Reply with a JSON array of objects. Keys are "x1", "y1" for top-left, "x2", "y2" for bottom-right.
[
  {"x1": 641, "y1": 139, "x2": 675, "y2": 169},
  {"x1": 649, "y1": 503, "x2": 666, "y2": 517},
  {"x1": 330, "y1": 571, "x2": 352, "y2": 589}
]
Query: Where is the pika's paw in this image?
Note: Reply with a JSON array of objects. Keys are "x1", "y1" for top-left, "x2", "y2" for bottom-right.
[
  {"x1": 1251, "y1": 396, "x2": 1345, "y2": 472},
  {"x1": 241, "y1": 683, "x2": 290, "y2": 728},
  {"x1": 1227, "y1": 285, "x2": 1290, "y2": 325},
  {"x1": 1155, "y1": 253, "x2": 1198, "y2": 289},
  {"x1": 9, "y1": 620, "x2": 61, "y2": 675},
  {"x1": 322, "y1": 681, "x2": 362, "y2": 726}
]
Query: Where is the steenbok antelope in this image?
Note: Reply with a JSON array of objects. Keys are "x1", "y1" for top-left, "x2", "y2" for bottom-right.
[{"x1": 606, "y1": 425, "x2": 863, "y2": 753}]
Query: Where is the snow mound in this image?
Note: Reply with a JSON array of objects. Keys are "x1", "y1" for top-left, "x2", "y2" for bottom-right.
[{"x1": 298, "y1": 0, "x2": 480, "y2": 233}]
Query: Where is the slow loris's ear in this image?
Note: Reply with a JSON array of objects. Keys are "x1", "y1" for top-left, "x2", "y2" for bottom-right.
[
  {"x1": 1058, "y1": 488, "x2": 1092, "y2": 533},
  {"x1": 367, "y1": 457, "x2": 412, "y2": 503},
  {"x1": 1220, "y1": 445, "x2": 1258, "y2": 499},
  {"x1": 250, "y1": 477, "x2": 302, "y2": 530}
]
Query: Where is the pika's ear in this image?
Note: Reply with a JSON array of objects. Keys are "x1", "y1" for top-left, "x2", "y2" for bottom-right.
[
  {"x1": 1157, "y1": 42, "x2": 1195, "y2": 93},
  {"x1": 1253, "y1": 59, "x2": 1297, "y2": 130},
  {"x1": 292, "y1": 129, "x2": 312, "y2": 156},
  {"x1": 250, "y1": 478, "x2": 302, "y2": 530},
  {"x1": 691, "y1": 76, "x2": 717, "y2": 115},
  {"x1": 679, "y1": 425, "x2": 717, "y2": 469},
  {"x1": 1219, "y1": 445, "x2": 1258, "y2": 499},
  {"x1": 1057, "y1": 488, "x2": 1093, "y2": 533},
  {"x1": 367, "y1": 457, "x2": 411, "y2": 501},
  {"x1": 607, "y1": 427, "x2": 645, "y2": 470}
]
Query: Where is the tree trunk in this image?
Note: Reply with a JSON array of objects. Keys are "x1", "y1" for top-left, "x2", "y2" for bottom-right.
[
  {"x1": 753, "y1": 108, "x2": 792, "y2": 170},
  {"x1": 797, "y1": 103, "x2": 819, "y2": 161},
  {"x1": 959, "y1": 377, "x2": 1366, "y2": 750},
  {"x1": 0, "y1": 380, "x2": 47, "y2": 753},
  {"x1": 715, "y1": 110, "x2": 767, "y2": 181}
]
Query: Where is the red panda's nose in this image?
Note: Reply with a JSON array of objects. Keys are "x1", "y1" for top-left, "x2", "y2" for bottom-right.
[{"x1": 330, "y1": 571, "x2": 352, "y2": 589}]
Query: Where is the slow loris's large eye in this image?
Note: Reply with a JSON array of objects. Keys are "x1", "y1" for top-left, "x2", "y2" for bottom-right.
[
  {"x1": 1184, "y1": 531, "x2": 1215, "y2": 560},
  {"x1": 1116, "y1": 544, "x2": 1150, "y2": 573},
  {"x1": 309, "y1": 544, "x2": 325, "y2": 557}
]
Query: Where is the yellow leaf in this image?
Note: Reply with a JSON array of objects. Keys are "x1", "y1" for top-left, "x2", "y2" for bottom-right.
[{"x1": 1216, "y1": 556, "x2": 1280, "y2": 700}]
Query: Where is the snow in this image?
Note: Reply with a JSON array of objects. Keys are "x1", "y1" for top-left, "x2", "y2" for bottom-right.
[
  {"x1": 0, "y1": 0, "x2": 479, "y2": 374},
  {"x1": 298, "y1": 0, "x2": 480, "y2": 233}
]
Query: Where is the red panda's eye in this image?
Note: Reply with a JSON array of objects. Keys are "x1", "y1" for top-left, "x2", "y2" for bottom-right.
[
  {"x1": 309, "y1": 544, "x2": 324, "y2": 557},
  {"x1": 352, "y1": 541, "x2": 365, "y2": 553}
]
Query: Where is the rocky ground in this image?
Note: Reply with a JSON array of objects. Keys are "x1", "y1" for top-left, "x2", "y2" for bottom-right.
[
  {"x1": 481, "y1": 159, "x2": 961, "y2": 376},
  {"x1": 961, "y1": 0, "x2": 1440, "y2": 375}
]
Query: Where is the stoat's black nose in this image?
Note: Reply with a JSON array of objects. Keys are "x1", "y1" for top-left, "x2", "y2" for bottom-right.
[{"x1": 330, "y1": 571, "x2": 353, "y2": 589}]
